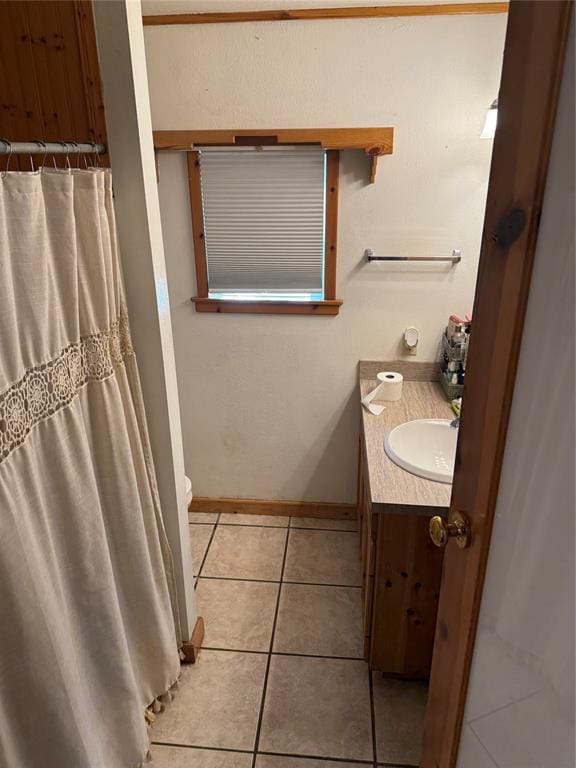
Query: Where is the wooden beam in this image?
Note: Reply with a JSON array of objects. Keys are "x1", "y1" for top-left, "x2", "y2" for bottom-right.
[
  {"x1": 143, "y1": 3, "x2": 508, "y2": 26},
  {"x1": 186, "y1": 151, "x2": 209, "y2": 298},
  {"x1": 324, "y1": 150, "x2": 340, "y2": 300},
  {"x1": 189, "y1": 496, "x2": 357, "y2": 520},
  {"x1": 154, "y1": 127, "x2": 393, "y2": 154}
]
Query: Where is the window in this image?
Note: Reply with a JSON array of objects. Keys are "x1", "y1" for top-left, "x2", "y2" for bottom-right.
[{"x1": 187, "y1": 145, "x2": 341, "y2": 315}]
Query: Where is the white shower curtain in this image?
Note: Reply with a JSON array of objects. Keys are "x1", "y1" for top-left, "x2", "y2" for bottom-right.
[{"x1": 0, "y1": 168, "x2": 181, "y2": 768}]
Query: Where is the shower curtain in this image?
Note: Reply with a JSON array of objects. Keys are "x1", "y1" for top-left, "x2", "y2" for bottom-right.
[{"x1": 0, "y1": 168, "x2": 181, "y2": 768}]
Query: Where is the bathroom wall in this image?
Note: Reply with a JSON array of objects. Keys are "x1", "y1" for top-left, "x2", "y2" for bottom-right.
[
  {"x1": 457, "y1": 18, "x2": 575, "y2": 768},
  {"x1": 144, "y1": 10, "x2": 507, "y2": 502}
]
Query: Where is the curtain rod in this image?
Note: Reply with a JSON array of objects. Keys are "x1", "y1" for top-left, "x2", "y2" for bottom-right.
[{"x1": 0, "y1": 140, "x2": 106, "y2": 155}]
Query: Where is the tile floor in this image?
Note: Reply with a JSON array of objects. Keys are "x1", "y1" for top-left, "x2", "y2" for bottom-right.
[{"x1": 152, "y1": 513, "x2": 427, "y2": 767}]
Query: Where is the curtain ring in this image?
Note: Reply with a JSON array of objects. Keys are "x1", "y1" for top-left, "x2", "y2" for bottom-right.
[
  {"x1": 64, "y1": 142, "x2": 71, "y2": 171},
  {"x1": 1, "y1": 138, "x2": 13, "y2": 179},
  {"x1": 93, "y1": 142, "x2": 101, "y2": 168},
  {"x1": 35, "y1": 139, "x2": 48, "y2": 172},
  {"x1": 69, "y1": 141, "x2": 80, "y2": 169}
]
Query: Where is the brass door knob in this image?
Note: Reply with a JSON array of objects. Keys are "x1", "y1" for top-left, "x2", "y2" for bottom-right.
[{"x1": 429, "y1": 511, "x2": 471, "y2": 549}]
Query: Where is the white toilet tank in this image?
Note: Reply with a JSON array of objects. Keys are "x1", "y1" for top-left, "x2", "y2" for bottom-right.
[{"x1": 185, "y1": 476, "x2": 192, "y2": 507}]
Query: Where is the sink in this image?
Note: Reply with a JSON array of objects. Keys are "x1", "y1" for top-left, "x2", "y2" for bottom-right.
[{"x1": 384, "y1": 419, "x2": 457, "y2": 484}]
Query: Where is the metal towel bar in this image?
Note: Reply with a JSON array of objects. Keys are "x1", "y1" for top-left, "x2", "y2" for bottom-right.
[{"x1": 365, "y1": 248, "x2": 461, "y2": 265}]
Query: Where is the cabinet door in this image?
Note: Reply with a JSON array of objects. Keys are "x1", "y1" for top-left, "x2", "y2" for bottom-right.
[{"x1": 370, "y1": 513, "x2": 444, "y2": 678}]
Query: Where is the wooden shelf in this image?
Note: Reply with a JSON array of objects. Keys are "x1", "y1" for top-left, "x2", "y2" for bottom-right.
[
  {"x1": 191, "y1": 297, "x2": 343, "y2": 315},
  {"x1": 155, "y1": 127, "x2": 393, "y2": 184}
]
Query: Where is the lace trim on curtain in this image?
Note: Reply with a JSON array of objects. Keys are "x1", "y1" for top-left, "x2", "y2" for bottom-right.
[
  {"x1": 0, "y1": 315, "x2": 134, "y2": 463},
  {"x1": 133, "y1": 679, "x2": 180, "y2": 767}
]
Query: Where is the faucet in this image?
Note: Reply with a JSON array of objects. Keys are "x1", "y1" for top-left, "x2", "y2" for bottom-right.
[{"x1": 450, "y1": 417, "x2": 460, "y2": 429}]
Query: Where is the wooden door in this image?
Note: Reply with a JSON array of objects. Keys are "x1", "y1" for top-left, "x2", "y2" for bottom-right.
[{"x1": 421, "y1": 2, "x2": 573, "y2": 766}]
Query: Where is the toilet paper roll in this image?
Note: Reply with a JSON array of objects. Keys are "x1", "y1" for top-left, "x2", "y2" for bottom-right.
[{"x1": 373, "y1": 371, "x2": 403, "y2": 402}]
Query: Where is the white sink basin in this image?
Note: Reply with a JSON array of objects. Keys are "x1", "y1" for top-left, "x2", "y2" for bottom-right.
[{"x1": 384, "y1": 419, "x2": 457, "y2": 484}]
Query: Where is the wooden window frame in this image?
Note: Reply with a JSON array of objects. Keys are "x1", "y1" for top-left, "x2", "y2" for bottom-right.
[{"x1": 187, "y1": 147, "x2": 342, "y2": 316}]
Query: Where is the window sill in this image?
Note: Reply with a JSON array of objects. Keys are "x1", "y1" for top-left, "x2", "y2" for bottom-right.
[{"x1": 191, "y1": 297, "x2": 343, "y2": 315}]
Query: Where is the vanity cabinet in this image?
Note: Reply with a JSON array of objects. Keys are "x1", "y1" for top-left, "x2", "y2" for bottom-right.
[
  {"x1": 357, "y1": 367, "x2": 451, "y2": 680},
  {"x1": 358, "y1": 435, "x2": 444, "y2": 678}
]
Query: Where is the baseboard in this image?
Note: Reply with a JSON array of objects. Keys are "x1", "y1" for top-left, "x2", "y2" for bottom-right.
[
  {"x1": 181, "y1": 616, "x2": 205, "y2": 664},
  {"x1": 189, "y1": 496, "x2": 357, "y2": 520}
]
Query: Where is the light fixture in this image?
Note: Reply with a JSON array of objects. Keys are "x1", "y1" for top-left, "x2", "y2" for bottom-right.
[{"x1": 481, "y1": 98, "x2": 498, "y2": 139}]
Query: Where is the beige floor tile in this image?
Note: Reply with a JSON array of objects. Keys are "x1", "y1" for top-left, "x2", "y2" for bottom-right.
[
  {"x1": 372, "y1": 675, "x2": 428, "y2": 765},
  {"x1": 188, "y1": 511, "x2": 219, "y2": 524},
  {"x1": 151, "y1": 744, "x2": 252, "y2": 767},
  {"x1": 283, "y1": 529, "x2": 362, "y2": 586},
  {"x1": 290, "y1": 517, "x2": 358, "y2": 532},
  {"x1": 202, "y1": 525, "x2": 287, "y2": 581},
  {"x1": 219, "y1": 513, "x2": 289, "y2": 527},
  {"x1": 152, "y1": 649, "x2": 267, "y2": 751},
  {"x1": 189, "y1": 525, "x2": 214, "y2": 576},
  {"x1": 255, "y1": 757, "x2": 366, "y2": 768},
  {"x1": 197, "y1": 577, "x2": 279, "y2": 651},
  {"x1": 259, "y1": 655, "x2": 373, "y2": 760},
  {"x1": 273, "y1": 583, "x2": 363, "y2": 658}
]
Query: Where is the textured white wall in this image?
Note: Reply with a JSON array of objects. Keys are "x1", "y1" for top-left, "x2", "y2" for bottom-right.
[
  {"x1": 457, "y1": 19, "x2": 575, "y2": 768},
  {"x1": 144, "y1": 14, "x2": 506, "y2": 502}
]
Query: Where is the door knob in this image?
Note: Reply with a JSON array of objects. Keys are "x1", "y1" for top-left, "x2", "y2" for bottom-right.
[{"x1": 429, "y1": 511, "x2": 471, "y2": 549}]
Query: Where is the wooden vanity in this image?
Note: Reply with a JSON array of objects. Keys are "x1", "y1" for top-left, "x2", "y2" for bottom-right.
[{"x1": 358, "y1": 361, "x2": 452, "y2": 679}]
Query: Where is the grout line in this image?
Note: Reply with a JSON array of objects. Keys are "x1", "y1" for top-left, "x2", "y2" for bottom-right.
[
  {"x1": 197, "y1": 574, "x2": 362, "y2": 589},
  {"x1": 257, "y1": 751, "x2": 374, "y2": 764},
  {"x1": 151, "y1": 741, "x2": 409, "y2": 766},
  {"x1": 200, "y1": 645, "x2": 365, "y2": 661},
  {"x1": 193, "y1": 513, "x2": 221, "y2": 590},
  {"x1": 250, "y1": 526, "x2": 291, "y2": 767},
  {"x1": 199, "y1": 519, "x2": 358, "y2": 532},
  {"x1": 467, "y1": 685, "x2": 546, "y2": 726},
  {"x1": 290, "y1": 526, "x2": 359, "y2": 533},
  {"x1": 283, "y1": 579, "x2": 362, "y2": 589},
  {"x1": 272, "y1": 650, "x2": 365, "y2": 661},
  {"x1": 462, "y1": 726, "x2": 500, "y2": 768},
  {"x1": 151, "y1": 740, "x2": 252, "y2": 755},
  {"x1": 370, "y1": 762, "x2": 421, "y2": 767},
  {"x1": 198, "y1": 575, "x2": 280, "y2": 584},
  {"x1": 368, "y1": 668, "x2": 378, "y2": 768},
  {"x1": 218, "y1": 522, "x2": 290, "y2": 529}
]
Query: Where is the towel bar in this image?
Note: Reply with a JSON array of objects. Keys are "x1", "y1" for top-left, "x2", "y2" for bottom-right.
[{"x1": 365, "y1": 248, "x2": 461, "y2": 265}]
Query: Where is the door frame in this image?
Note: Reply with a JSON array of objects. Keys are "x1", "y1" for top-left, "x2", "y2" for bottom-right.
[{"x1": 422, "y1": 2, "x2": 573, "y2": 766}]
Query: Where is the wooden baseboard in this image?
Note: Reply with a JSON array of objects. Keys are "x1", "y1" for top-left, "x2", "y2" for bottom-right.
[
  {"x1": 181, "y1": 616, "x2": 205, "y2": 663},
  {"x1": 189, "y1": 496, "x2": 357, "y2": 520}
]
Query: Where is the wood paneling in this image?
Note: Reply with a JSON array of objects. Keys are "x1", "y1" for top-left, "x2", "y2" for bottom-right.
[
  {"x1": 189, "y1": 496, "x2": 357, "y2": 520},
  {"x1": 422, "y1": 1, "x2": 573, "y2": 765},
  {"x1": 0, "y1": 1, "x2": 106, "y2": 171},
  {"x1": 143, "y1": 3, "x2": 509, "y2": 26}
]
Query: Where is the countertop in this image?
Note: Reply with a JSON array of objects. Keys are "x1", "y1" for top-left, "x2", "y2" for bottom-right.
[{"x1": 359, "y1": 367, "x2": 453, "y2": 515}]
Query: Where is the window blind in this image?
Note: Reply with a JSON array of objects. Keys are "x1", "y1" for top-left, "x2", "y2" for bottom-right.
[{"x1": 198, "y1": 147, "x2": 326, "y2": 298}]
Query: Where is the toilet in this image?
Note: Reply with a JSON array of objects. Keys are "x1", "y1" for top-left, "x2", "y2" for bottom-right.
[{"x1": 185, "y1": 475, "x2": 192, "y2": 507}]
